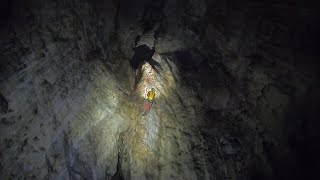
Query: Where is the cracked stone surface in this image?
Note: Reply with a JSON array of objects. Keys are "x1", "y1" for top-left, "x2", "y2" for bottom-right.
[{"x1": 1, "y1": 0, "x2": 319, "y2": 179}]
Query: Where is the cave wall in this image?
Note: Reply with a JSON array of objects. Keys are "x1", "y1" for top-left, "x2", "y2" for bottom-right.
[
  {"x1": 0, "y1": 0, "x2": 210, "y2": 179},
  {"x1": 178, "y1": 0, "x2": 320, "y2": 179},
  {"x1": 142, "y1": 0, "x2": 320, "y2": 179},
  {"x1": 1, "y1": 0, "x2": 319, "y2": 179},
  {"x1": 0, "y1": 0, "x2": 130, "y2": 179}
]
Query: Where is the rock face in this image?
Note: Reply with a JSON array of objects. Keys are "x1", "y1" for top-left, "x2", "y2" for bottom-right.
[{"x1": 0, "y1": 0, "x2": 319, "y2": 179}]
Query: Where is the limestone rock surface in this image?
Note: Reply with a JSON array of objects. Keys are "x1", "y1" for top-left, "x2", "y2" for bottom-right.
[{"x1": 1, "y1": 0, "x2": 319, "y2": 179}]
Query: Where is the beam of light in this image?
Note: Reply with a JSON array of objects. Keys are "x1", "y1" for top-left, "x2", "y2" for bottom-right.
[
  {"x1": 130, "y1": 62, "x2": 164, "y2": 171},
  {"x1": 138, "y1": 62, "x2": 161, "y2": 99},
  {"x1": 129, "y1": 57, "x2": 180, "y2": 175}
]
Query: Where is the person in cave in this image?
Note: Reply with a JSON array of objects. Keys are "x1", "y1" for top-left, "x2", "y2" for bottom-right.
[{"x1": 143, "y1": 88, "x2": 156, "y2": 116}]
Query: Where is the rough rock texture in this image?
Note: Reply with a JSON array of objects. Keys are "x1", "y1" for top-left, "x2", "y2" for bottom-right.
[{"x1": 1, "y1": 0, "x2": 319, "y2": 179}]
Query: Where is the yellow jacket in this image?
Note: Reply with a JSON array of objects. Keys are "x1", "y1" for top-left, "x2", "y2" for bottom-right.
[{"x1": 147, "y1": 89, "x2": 155, "y2": 101}]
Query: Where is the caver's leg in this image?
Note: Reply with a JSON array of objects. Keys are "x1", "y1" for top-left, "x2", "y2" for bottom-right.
[{"x1": 143, "y1": 101, "x2": 151, "y2": 116}]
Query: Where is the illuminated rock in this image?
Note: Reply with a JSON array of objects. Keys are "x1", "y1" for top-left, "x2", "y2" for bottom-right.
[{"x1": 0, "y1": 0, "x2": 319, "y2": 179}]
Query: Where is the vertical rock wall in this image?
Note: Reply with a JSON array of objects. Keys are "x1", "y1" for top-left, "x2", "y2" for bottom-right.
[
  {"x1": 0, "y1": 0, "x2": 128, "y2": 179},
  {"x1": 173, "y1": 0, "x2": 320, "y2": 179},
  {"x1": 1, "y1": 0, "x2": 319, "y2": 179}
]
